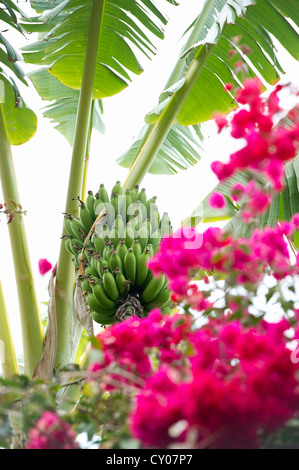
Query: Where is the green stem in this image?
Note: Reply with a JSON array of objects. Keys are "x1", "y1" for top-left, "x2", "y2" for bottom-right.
[
  {"x1": 0, "y1": 279, "x2": 19, "y2": 377},
  {"x1": 55, "y1": 0, "x2": 105, "y2": 370},
  {"x1": 81, "y1": 100, "x2": 95, "y2": 202},
  {"x1": 0, "y1": 104, "x2": 43, "y2": 377},
  {"x1": 123, "y1": 43, "x2": 215, "y2": 190},
  {"x1": 123, "y1": 0, "x2": 217, "y2": 190},
  {"x1": 164, "y1": 0, "x2": 216, "y2": 89}
]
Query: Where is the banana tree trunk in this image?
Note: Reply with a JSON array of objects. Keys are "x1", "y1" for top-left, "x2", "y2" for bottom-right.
[
  {"x1": 55, "y1": 0, "x2": 105, "y2": 370},
  {"x1": 0, "y1": 104, "x2": 43, "y2": 377}
]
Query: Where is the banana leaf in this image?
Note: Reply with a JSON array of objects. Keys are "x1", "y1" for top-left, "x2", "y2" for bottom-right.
[{"x1": 117, "y1": 0, "x2": 299, "y2": 175}]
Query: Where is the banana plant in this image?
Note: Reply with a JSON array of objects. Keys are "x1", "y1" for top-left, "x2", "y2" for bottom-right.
[
  {"x1": 20, "y1": 0, "x2": 177, "y2": 370},
  {"x1": 0, "y1": 0, "x2": 43, "y2": 377},
  {"x1": 1, "y1": 0, "x2": 298, "y2": 379}
]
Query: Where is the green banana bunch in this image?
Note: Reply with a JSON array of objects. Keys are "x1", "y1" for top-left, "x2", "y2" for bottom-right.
[{"x1": 63, "y1": 182, "x2": 173, "y2": 326}]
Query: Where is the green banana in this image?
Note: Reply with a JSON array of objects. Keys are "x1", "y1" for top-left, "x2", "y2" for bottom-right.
[
  {"x1": 111, "y1": 181, "x2": 123, "y2": 197},
  {"x1": 65, "y1": 237, "x2": 77, "y2": 256},
  {"x1": 123, "y1": 248, "x2": 136, "y2": 285},
  {"x1": 103, "y1": 267, "x2": 119, "y2": 301},
  {"x1": 145, "y1": 196, "x2": 157, "y2": 218},
  {"x1": 115, "y1": 268, "x2": 127, "y2": 296},
  {"x1": 93, "y1": 234, "x2": 105, "y2": 254},
  {"x1": 130, "y1": 184, "x2": 139, "y2": 202},
  {"x1": 111, "y1": 193, "x2": 119, "y2": 216},
  {"x1": 109, "y1": 250, "x2": 123, "y2": 273},
  {"x1": 115, "y1": 214, "x2": 125, "y2": 239},
  {"x1": 146, "y1": 244, "x2": 155, "y2": 258},
  {"x1": 93, "y1": 193, "x2": 102, "y2": 213},
  {"x1": 132, "y1": 239, "x2": 142, "y2": 261},
  {"x1": 136, "y1": 187, "x2": 147, "y2": 205},
  {"x1": 92, "y1": 281, "x2": 116, "y2": 309},
  {"x1": 86, "y1": 292, "x2": 107, "y2": 313},
  {"x1": 69, "y1": 216, "x2": 86, "y2": 240},
  {"x1": 125, "y1": 222, "x2": 135, "y2": 247},
  {"x1": 136, "y1": 249, "x2": 150, "y2": 287},
  {"x1": 63, "y1": 214, "x2": 74, "y2": 237},
  {"x1": 125, "y1": 189, "x2": 133, "y2": 211},
  {"x1": 116, "y1": 240, "x2": 128, "y2": 263},
  {"x1": 149, "y1": 203, "x2": 160, "y2": 232},
  {"x1": 79, "y1": 202, "x2": 94, "y2": 233},
  {"x1": 110, "y1": 224, "x2": 119, "y2": 247},
  {"x1": 141, "y1": 275, "x2": 165, "y2": 303},
  {"x1": 143, "y1": 288, "x2": 170, "y2": 310},
  {"x1": 103, "y1": 243, "x2": 112, "y2": 262},
  {"x1": 86, "y1": 191, "x2": 96, "y2": 219},
  {"x1": 137, "y1": 222, "x2": 149, "y2": 251},
  {"x1": 84, "y1": 266, "x2": 99, "y2": 278},
  {"x1": 91, "y1": 309, "x2": 115, "y2": 325},
  {"x1": 97, "y1": 258, "x2": 109, "y2": 277},
  {"x1": 80, "y1": 277, "x2": 92, "y2": 293},
  {"x1": 99, "y1": 183, "x2": 109, "y2": 203},
  {"x1": 149, "y1": 230, "x2": 161, "y2": 250}
]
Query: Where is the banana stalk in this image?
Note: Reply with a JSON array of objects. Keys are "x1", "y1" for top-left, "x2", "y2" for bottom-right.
[
  {"x1": 123, "y1": 0, "x2": 217, "y2": 190},
  {"x1": 55, "y1": 0, "x2": 105, "y2": 370},
  {"x1": 123, "y1": 42, "x2": 215, "y2": 190},
  {"x1": 0, "y1": 104, "x2": 43, "y2": 377},
  {"x1": 81, "y1": 100, "x2": 95, "y2": 203}
]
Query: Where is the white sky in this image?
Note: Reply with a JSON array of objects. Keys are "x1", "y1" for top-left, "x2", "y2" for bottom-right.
[{"x1": 0, "y1": 0, "x2": 298, "y2": 366}]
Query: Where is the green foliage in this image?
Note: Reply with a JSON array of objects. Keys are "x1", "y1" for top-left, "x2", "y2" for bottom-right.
[
  {"x1": 118, "y1": 0, "x2": 299, "y2": 175},
  {"x1": 23, "y1": 0, "x2": 171, "y2": 97},
  {"x1": 0, "y1": 0, "x2": 37, "y2": 144}
]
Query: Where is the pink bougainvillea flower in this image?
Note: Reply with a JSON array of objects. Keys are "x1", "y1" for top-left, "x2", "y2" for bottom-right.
[
  {"x1": 38, "y1": 258, "x2": 52, "y2": 275},
  {"x1": 26, "y1": 411, "x2": 79, "y2": 449},
  {"x1": 209, "y1": 192, "x2": 226, "y2": 209}
]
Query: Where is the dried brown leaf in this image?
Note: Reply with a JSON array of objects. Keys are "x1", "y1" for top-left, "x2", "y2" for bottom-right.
[{"x1": 33, "y1": 271, "x2": 57, "y2": 380}]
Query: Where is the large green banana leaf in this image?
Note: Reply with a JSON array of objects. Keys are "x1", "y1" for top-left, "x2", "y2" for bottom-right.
[
  {"x1": 117, "y1": 0, "x2": 299, "y2": 175},
  {"x1": 20, "y1": 0, "x2": 174, "y2": 144},
  {"x1": 0, "y1": 1, "x2": 37, "y2": 144},
  {"x1": 117, "y1": 122, "x2": 204, "y2": 175},
  {"x1": 22, "y1": 0, "x2": 173, "y2": 97}
]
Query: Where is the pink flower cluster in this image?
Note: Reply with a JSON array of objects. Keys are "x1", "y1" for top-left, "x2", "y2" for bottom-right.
[
  {"x1": 129, "y1": 316, "x2": 299, "y2": 449},
  {"x1": 149, "y1": 215, "x2": 299, "y2": 308},
  {"x1": 212, "y1": 78, "x2": 299, "y2": 191},
  {"x1": 89, "y1": 311, "x2": 299, "y2": 449},
  {"x1": 26, "y1": 411, "x2": 79, "y2": 449},
  {"x1": 89, "y1": 310, "x2": 192, "y2": 390},
  {"x1": 231, "y1": 180, "x2": 271, "y2": 223}
]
